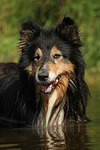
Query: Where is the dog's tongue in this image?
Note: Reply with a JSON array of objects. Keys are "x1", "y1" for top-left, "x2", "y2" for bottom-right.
[
  {"x1": 42, "y1": 84, "x2": 53, "y2": 94},
  {"x1": 41, "y1": 78, "x2": 59, "y2": 94}
]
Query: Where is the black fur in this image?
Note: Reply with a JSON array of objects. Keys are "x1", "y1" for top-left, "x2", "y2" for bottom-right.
[
  {"x1": 0, "y1": 63, "x2": 18, "y2": 79},
  {"x1": 0, "y1": 17, "x2": 89, "y2": 127}
]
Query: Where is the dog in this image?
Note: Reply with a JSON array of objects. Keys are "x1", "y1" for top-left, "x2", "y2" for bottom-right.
[
  {"x1": 0, "y1": 17, "x2": 89, "y2": 128},
  {"x1": 0, "y1": 62, "x2": 18, "y2": 79}
]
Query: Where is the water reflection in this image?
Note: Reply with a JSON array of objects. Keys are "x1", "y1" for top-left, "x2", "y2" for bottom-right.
[
  {"x1": 33, "y1": 123, "x2": 88, "y2": 150},
  {"x1": 0, "y1": 89, "x2": 100, "y2": 149},
  {"x1": 0, "y1": 124, "x2": 89, "y2": 150}
]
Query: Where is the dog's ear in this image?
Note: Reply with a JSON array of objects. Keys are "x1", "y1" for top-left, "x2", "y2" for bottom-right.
[
  {"x1": 56, "y1": 17, "x2": 82, "y2": 46},
  {"x1": 19, "y1": 20, "x2": 40, "y2": 49}
]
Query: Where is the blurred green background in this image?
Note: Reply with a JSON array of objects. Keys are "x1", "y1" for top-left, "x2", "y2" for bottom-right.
[{"x1": 0, "y1": 0, "x2": 100, "y2": 88}]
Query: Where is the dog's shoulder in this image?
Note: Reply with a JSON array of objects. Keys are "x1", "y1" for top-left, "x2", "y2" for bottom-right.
[{"x1": 0, "y1": 72, "x2": 19, "y2": 96}]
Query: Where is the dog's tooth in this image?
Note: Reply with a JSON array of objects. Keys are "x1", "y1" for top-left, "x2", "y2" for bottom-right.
[
  {"x1": 50, "y1": 84, "x2": 52, "y2": 88},
  {"x1": 56, "y1": 78, "x2": 59, "y2": 83},
  {"x1": 55, "y1": 78, "x2": 59, "y2": 85},
  {"x1": 49, "y1": 84, "x2": 52, "y2": 92}
]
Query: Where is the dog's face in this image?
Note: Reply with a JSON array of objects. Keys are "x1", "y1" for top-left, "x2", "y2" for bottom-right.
[
  {"x1": 32, "y1": 46, "x2": 74, "y2": 94},
  {"x1": 19, "y1": 17, "x2": 81, "y2": 95}
]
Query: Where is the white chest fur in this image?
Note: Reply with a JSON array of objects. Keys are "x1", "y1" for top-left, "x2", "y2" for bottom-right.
[{"x1": 45, "y1": 90, "x2": 64, "y2": 127}]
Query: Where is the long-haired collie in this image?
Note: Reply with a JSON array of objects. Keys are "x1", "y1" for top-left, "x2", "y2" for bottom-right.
[{"x1": 0, "y1": 17, "x2": 89, "y2": 128}]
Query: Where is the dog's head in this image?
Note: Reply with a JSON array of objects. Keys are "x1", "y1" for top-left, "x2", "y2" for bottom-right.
[{"x1": 19, "y1": 17, "x2": 81, "y2": 95}]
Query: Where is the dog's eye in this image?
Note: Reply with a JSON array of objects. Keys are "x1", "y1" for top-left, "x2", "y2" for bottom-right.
[
  {"x1": 33, "y1": 54, "x2": 40, "y2": 61},
  {"x1": 53, "y1": 54, "x2": 62, "y2": 59}
]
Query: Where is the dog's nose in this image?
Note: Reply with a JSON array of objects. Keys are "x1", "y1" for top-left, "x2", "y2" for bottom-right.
[{"x1": 38, "y1": 71, "x2": 49, "y2": 82}]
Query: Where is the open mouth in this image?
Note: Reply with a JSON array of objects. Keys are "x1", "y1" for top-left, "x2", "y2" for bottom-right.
[{"x1": 41, "y1": 77, "x2": 59, "y2": 94}]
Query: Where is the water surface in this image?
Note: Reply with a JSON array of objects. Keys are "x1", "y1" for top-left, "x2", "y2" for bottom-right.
[{"x1": 0, "y1": 91, "x2": 100, "y2": 150}]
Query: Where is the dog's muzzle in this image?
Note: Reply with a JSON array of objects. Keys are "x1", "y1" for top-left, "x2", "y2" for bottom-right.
[
  {"x1": 36, "y1": 69, "x2": 59, "y2": 94},
  {"x1": 38, "y1": 70, "x2": 49, "y2": 82}
]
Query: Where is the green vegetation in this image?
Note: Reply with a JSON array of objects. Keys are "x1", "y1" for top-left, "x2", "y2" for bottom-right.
[{"x1": 0, "y1": 0, "x2": 100, "y2": 73}]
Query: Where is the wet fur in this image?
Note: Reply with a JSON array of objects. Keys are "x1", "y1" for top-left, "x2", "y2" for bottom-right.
[
  {"x1": 0, "y1": 17, "x2": 89, "y2": 128},
  {"x1": 0, "y1": 63, "x2": 18, "y2": 79}
]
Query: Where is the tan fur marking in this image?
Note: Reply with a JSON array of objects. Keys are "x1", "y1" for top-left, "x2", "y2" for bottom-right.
[
  {"x1": 51, "y1": 46, "x2": 62, "y2": 56},
  {"x1": 25, "y1": 63, "x2": 33, "y2": 75},
  {"x1": 48, "y1": 60, "x2": 74, "y2": 77},
  {"x1": 53, "y1": 73, "x2": 70, "y2": 109},
  {"x1": 35, "y1": 48, "x2": 43, "y2": 58},
  {"x1": 49, "y1": 46, "x2": 74, "y2": 76},
  {"x1": 51, "y1": 46, "x2": 63, "y2": 63}
]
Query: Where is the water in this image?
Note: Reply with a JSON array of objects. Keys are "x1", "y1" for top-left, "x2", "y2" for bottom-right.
[{"x1": 0, "y1": 91, "x2": 100, "y2": 150}]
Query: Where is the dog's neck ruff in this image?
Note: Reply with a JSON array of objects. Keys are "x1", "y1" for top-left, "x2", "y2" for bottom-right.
[
  {"x1": 44, "y1": 90, "x2": 65, "y2": 127},
  {"x1": 33, "y1": 74, "x2": 69, "y2": 127}
]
